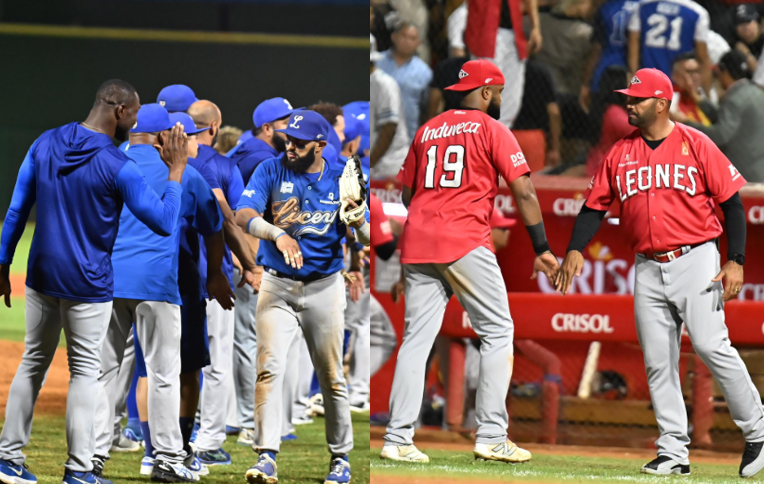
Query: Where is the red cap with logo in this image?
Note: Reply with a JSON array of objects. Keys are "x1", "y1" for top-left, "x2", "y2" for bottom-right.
[
  {"x1": 615, "y1": 68, "x2": 673, "y2": 100},
  {"x1": 445, "y1": 60, "x2": 506, "y2": 92}
]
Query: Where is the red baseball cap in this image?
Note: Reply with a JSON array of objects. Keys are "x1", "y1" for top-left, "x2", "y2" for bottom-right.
[
  {"x1": 445, "y1": 60, "x2": 506, "y2": 92},
  {"x1": 615, "y1": 68, "x2": 672, "y2": 100}
]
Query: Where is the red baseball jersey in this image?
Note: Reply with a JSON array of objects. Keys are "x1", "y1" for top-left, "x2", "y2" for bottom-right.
[
  {"x1": 397, "y1": 109, "x2": 530, "y2": 264},
  {"x1": 585, "y1": 123, "x2": 746, "y2": 254}
]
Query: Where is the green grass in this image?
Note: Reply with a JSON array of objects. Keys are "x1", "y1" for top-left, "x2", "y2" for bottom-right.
[
  {"x1": 8, "y1": 414, "x2": 369, "y2": 484},
  {"x1": 370, "y1": 449, "x2": 753, "y2": 484},
  {"x1": 0, "y1": 300, "x2": 27, "y2": 342}
]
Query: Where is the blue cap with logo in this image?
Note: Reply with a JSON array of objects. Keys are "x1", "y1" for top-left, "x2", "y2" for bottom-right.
[
  {"x1": 131, "y1": 104, "x2": 175, "y2": 133},
  {"x1": 169, "y1": 112, "x2": 208, "y2": 135},
  {"x1": 253, "y1": 97, "x2": 298, "y2": 128},
  {"x1": 342, "y1": 114, "x2": 363, "y2": 144},
  {"x1": 275, "y1": 110, "x2": 330, "y2": 142},
  {"x1": 157, "y1": 84, "x2": 198, "y2": 113}
]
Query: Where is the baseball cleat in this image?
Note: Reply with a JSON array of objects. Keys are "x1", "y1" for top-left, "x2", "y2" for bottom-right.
[
  {"x1": 640, "y1": 455, "x2": 690, "y2": 475},
  {"x1": 238, "y1": 428, "x2": 255, "y2": 446},
  {"x1": 123, "y1": 421, "x2": 143, "y2": 443},
  {"x1": 62, "y1": 470, "x2": 113, "y2": 484},
  {"x1": 225, "y1": 426, "x2": 241, "y2": 436},
  {"x1": 90, "y1": 457, "x2": 105, "y2": 479},
  {"x1": 349, "y1": 401, "x2": 370, "y2": 413},
  {"x1": 324, "y1": 456, "x2": 350, "y2": 484},
  {"x1": 245, "y1": 453, "x2": 278, "y2": 484},
  {"x1": 111, "y1": 433, "x2": 140, "y2": 452},
  {"x1": 380, "y1": 444, "x2": 430, "y2": 463},
  {"x1": 0, "y1": 460, "x2": 37, "y2": 484},
  {"x1": 196, "y1": 448, "x2": 231, "y2": 466},
  {"x1": 184, "y1": 455, "x2": 208, "y2": 477},
  {"x1": 740, "y1": 441, "x2": 764, "y2": 478},
  {"x1": 150, "y1": 460, "x2": 199, "y2": 483},
  {"x1": 473, "y1": 440, "x2": 532, "y2": 463},
  {"x1": 140, "y1": 457, "x2": 155, "y2": 476},
  {"x1": 291, "y1": 415, "x2": 314, "y2": 426},
  {"x1": 281, "y1": 434, "x2": 297, "y2": 442}
]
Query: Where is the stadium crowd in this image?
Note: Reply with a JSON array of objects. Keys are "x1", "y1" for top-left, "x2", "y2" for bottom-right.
[{"x1": 370, "y1": 0, "x2": 764, "y2": 182}]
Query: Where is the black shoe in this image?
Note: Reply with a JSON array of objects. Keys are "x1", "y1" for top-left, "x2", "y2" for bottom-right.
[
  {"x1": 640, "y1": 455, "x2": 690, "y2": 475},
  {"x1": 91, "y1": 456, "x2": 106, "y2": 479},
  {"x1": 150, "y1": 460, "x2": 199, "y2": 483},
  {"x1": 740, "y1": 441, "x2": 764, "y2": 478}
]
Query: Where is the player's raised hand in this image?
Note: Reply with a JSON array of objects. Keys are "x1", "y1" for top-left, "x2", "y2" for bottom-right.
[
  {"x1": 156, "y1": 123, "x2": 188, "y2": 181},
  {"x1": 0, "y1": 264, "x2": 11, "y2": 308},
  {"x1": 713, "y1": 261, "x2": 744, "y2": 302},
  {"x1": 276, "y1": 233, "x2": 303, "y2": 269},
  {"x1": 207, "y1": 269, "x2": 236, "y2": 310},
  {"x1": 555, "y1": 250, "x2": 584, "y2": 295},
  {"x1": 532, "y1": 251, "x2": 560, "y2": 282}
]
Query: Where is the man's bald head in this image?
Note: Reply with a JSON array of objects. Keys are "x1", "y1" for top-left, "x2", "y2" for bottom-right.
[
  {"x1": 188, "y1": 100, "x2": 222, "y2": 147},
  {"x1": 94, "y1": 79, "x2": 138, "y2": 109}
]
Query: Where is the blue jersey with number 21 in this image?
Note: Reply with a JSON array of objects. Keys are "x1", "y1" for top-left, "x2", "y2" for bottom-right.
[{"x1": 628, "y1": 0, "x2": 709, "y2": 76}]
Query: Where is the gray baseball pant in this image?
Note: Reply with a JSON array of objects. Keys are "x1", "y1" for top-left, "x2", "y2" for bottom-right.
[
  {"x1": 635, "y1": 241, "x2": 764, "y2": 464},
  {"x1": 253, "y1": 272, "x2": 352, "y2": 455},
  {"x1": 346, "y1": 290, "x2": 370, "y2": 407},
  {"x1": 112, "y1": 329, "x2": 135, "y2": 441},
  {"x1": 195, "y1": 299, "x2": 235, "y2": 452},
  {"x1": 0, "y1": 288, "x2": 111, "y2": 472},
  {"x1": 385, "y1": 246, "x2": 514, "y2": 446},
  {"x1": 94, "y1": 298, "x2": 185, "y2": 463},
  {"x1": 233, "y1": 269, "x2": 258, "y2": 431},
  {"x1": 370, "y1": 294, "x2": 397, "y2": 376},
  {"x1": 292, "y1": 335, "x2": 314, "y2": 420}
]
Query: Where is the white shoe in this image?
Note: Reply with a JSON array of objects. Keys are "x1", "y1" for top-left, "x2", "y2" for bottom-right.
[
  {"x1": 309, "y1": 394, "x2": 325, "y2": 417},
  {"x1": 349, "y1": 401, "x2": 370, "y2": 413},
  {"x1": 184, "y1": 454, "x2": 209, "y2": 477},
  {"x1": 473, "y1": 441, "x2": 532, "y2": 463},
  {"x1": 292, "y1": 415, "x2": 314, "y2": 426},
  {"x1": 111, "y1": 434, "x2": 140, "y2": 452},
  {"x1": 380, "y1": 444, "x2": 429, "y2": 463},
  {"x1": 140, "y1": 456, "x2": 155, "y2": 476},
  {"x1": 238, "y1": 429, "x2": 255, "y2": 446}
]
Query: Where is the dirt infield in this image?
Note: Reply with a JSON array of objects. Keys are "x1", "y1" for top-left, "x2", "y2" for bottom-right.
[
  {"x1": 0, "y1": 340, "x2": 68, "y2": 415},
  {"x1": 369, "y1": 438, "x2": 741, "y2": 466}
]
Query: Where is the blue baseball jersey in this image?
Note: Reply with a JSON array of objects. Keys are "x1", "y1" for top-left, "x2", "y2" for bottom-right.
[
  {"x1": 228, "y1": 136, "x2": 279, "y2": 185},
  {"x1": 194, "y1": 144, "x2": 245, "y2": 289},
  {"x1": 628, "y1": 0, "x2": 709, "y2": 75},
  {"x1": 112, "y1": 145, "x2": 222, "y2": 304},
  {"x1": 0, "y1": 123, "x2": 183, "y2": 302},
  {"x1": 591, "y1": 0, "x2": 639, "y2": 90},
  {"x1": 236, "y1": 156, "x2": 359, "y2": 278}
]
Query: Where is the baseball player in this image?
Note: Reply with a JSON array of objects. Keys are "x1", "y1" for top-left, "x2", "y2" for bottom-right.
[
  {"x1": 555, "y1": 68, "x2": 764, "y2": 478},
  {"x1": 185, "y1": 101, "x2": 259, "y2": 463},
  {"x1": 158, "y1": 84, "x2": 199, "y2": 113},
  {"x1": 234, "y1": 110, "x2": 370, "y2": 484},
  {"x1": 380, "y1": 59, "x2": 558, "y2": 464},
  {"x1": 627, "y1": 0, "x2": 712, "y2": 91},
  {"x1": 226, "y1": 98, "x2": 297, "y2": 445},
  {"x1": 0, "y1": 80, "x2": 186, "y2": 484},
  {"x1": 92, "y1": 104, "x2": 231, "y2": 483}
]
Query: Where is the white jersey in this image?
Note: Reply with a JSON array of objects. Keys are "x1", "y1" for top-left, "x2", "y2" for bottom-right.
[{"x1": 370, "y1": 68, "x2": 410, "y2": 180}]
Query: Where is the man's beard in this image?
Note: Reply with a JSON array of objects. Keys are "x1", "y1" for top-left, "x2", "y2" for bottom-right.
[
  {"x1": 487, "y1": 98, "x2": 501, "y2": 120},
  {"x1": 273, "y1": 134, "x2": 287, "y2": 153},
  {"x1": 280, "y1": 150, "x2": 316, "y2": 174},
  {"x1": 628, "y1": 100, "x2": 657, "y2": 127}
]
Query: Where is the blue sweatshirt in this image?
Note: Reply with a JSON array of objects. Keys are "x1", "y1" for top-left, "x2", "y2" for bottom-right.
[{"x1": 0, "y1": 123, "x2": 183, "y2": 302}]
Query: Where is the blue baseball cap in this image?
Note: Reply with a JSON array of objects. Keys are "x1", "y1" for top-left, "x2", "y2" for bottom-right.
[
  {"x1": 276, "y1": 110, "x2": 330, "y2": 142},
  {"x1": 157, "y1": 84, "x2": 198, "y2": 113},
  {"x1": 342, "y1": 114, "x2": 363, "y2": 145},
  {"x1": 253, "y1": 97, "x2": 298, "y2": 128},
  {"x1": 343, "y1": 101, "x2": 371, "y2": 133},
  {"x1": 131, "y1": 104, "x2": 174, "y2": 133},
  {"x1": 168, "y1": 112, "x2": 208, "y2": 135}
]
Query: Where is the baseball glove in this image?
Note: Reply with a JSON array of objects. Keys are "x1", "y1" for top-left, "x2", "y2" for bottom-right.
[{"x1": 339, "y1": 155, "x2": 367, "y2": 225}]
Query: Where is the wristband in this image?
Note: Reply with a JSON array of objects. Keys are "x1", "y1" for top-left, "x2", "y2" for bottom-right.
[
  {"x1": 247, "y1": 217, "x2": 286, "y2": 241},
  {"x1": 525, "y1": 222, "x2": 550, "y2": 256}
]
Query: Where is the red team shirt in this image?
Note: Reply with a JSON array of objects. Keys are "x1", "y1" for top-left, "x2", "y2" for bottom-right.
[
  {"x1": 585, "y1": 123, "x2": 746, "y2": 254},
  {"x1": 370, "y1": 193, "x2": 394, "y2": 263},
  {"x1": 397, "y1": 109, "x2": 530, "y2": 264}
]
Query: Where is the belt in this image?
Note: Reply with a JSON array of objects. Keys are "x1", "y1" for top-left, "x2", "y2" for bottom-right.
[
  {"x1": 641, "y1": 241, "x2": 709, "y2": 263},
  {"x1": 265, "y1": 267, "x2": 333, "y2": 283}
]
